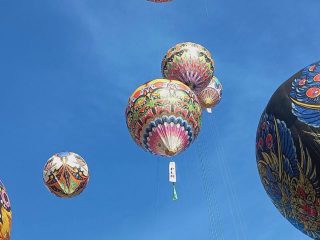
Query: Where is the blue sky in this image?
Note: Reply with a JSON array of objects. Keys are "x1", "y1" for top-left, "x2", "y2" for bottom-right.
[{"x1": 0, "y1": 0, "x2": 319, "y2": 239}]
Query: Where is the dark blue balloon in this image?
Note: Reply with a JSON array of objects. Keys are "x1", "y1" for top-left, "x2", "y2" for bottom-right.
[{"x1": 256, "y1": 61, "x2": 320, "y2": 239}]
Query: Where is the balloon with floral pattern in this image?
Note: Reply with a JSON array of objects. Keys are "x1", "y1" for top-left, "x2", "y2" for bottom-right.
[
  {"x1": 0, "y1": 180, "x2": 11, "y2": 240},
  {"x1": 162, "y1": 42, "x2": 215, "y2": 93},
  {"x1": 290, "y1": 62, "x2": 320, "y2": 127},
  {"x1": 43, "y1": 152, "x2": 90, "y2": 198},
  {"x1": 256, "y1": 60, "x2": 320, "y2": 239},
  {"x1": 125, "y1": 78, "x2": 202, "y2": 157},
  {"x1": 197, "y1": 76, "x2": 222, "y2": 113}
]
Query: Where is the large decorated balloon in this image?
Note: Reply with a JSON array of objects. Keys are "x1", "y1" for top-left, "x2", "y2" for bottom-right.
[
  {"x1": 256, "y1": 61, "x2": 320, "y2": 238},
  {"x1": 161, "y1": 42, "x2": 214, "y2": 93},
  {"x1": 43, "y1": 152, "x2": 90, "y2": 198},
  {"x1": 126, "y1": 78, "x2": 202, "y2": 157},
  {"x1": 0, "y1": 180, "x2": 11, "y2": 240},
  {"x1": 197, "y1": 76, "x2": 222, "y2": 113}
]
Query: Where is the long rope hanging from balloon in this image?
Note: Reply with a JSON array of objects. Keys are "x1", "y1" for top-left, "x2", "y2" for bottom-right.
[
  {"x1": 208, "y1": 115, "x2": 248, "y2": 240},
  {"x1": 196, "y1": 131, "x2": 224, "y2": 240},
  {"x1": 204, "y1": 0, "x2": 209, "y2": 19},
  {"x1": 206, "y1": 117, "x2": 240, "y2": 240},
  {"x1": 195, "y1": 11, "x2": 218, "y2": 238}
]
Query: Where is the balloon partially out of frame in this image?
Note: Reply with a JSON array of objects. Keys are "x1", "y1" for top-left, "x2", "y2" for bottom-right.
[
  {"x1": 0, "y1": 180, "x2": 12, "y2": 239},
  {"x1": 256, "y1": 61, "x2": 320, "y2": 239}
]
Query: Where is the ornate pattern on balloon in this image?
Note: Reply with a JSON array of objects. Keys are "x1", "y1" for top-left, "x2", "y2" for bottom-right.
[
  {"x1": 0, "y1": 181, "x2": 11, "y2": 240},
  {"x1": 143, "y1": 116, "x2": 193, "y2": 156},
  {"x1": 126, "y1": 79, "x2": 202, "y2": 157},
  {"x1": 43, "y1": 152, "x2": 90, "y2": 198},
  {"x1": 198, "y1": 76, "x2": 222, "y2": 111},
  {"x1": 290, "y1": 62, "x2": 320, "y2": 128},
  {"x1": 256, "y1": 112, "x2": 320, "y2": 238},
  {"x1": 162, "y1": 42, "x2": 214, "y2": 93}
]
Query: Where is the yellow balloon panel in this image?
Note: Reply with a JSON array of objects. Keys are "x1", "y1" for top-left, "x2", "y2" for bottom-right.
[{"x1": 0, "y1": 181, "x2": 12, "y2": 240}]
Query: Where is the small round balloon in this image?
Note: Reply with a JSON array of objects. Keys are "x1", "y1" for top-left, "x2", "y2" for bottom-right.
[
  {"x1": 43, "y1": 152, "x2": 89, "y2": 198},
  {"x1": 126, "y1": 78, "x2": 202, "y2": 157},
  {"x1": 0, "y1": 180, "x2": 11, "y2": 239},
  {"x1": 162, "y1": 42, "x2": 214, "y2": 93},
  {"x1": 197, "y1": 76, "x2": 222, "y2": 113},
  {"x1": 256, "y1": 61, "x2": 320, "y2": 238}
]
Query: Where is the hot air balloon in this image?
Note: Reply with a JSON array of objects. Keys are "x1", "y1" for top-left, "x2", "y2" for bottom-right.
[
  {"x1": 126, "y1": 78, "x2": 202, "y2": 157},
  {"x1": 126, "y1": 79, "x2": 202, "y2": 199},
  {"x1": 43, "y1": 152, "x2": 90, "y2": 198},
  {"x1": 197, "y1": 76, "x2": 222, "y2": 113},
  {"x1": 256, "y1": 61, "x2": 320, "y2": 238},
  {"x1": 162, "y1": 42, "x2": 214, "y2": 93},
  {"x1": 0, "y1": 180, "x2": 11, "y2": 240}
]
